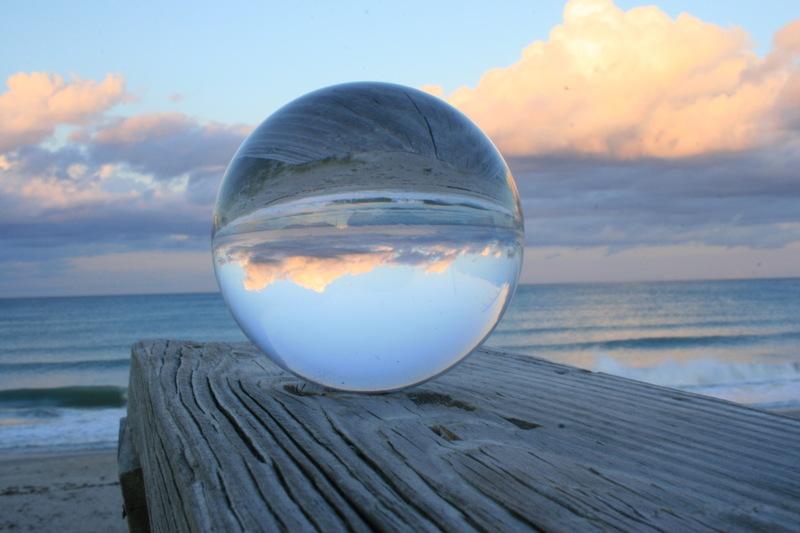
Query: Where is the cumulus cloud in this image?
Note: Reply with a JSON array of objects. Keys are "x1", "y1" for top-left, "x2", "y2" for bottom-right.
[
  {"x1": 442, "y1": 0, "x2": 800, "y2": 158},
  {"x1": 0, "y1": 73, "x2": 251, "y2": 271},
  {"x1": 769, "y1": 19, "x2": 800, "y2": 131},
  {"x1": 233, "y1": 245, "x2": 482, "y2": 293},
  {"x1": 0, "y1": 72, "x2": 133, "y2": 152},
  {"x1": 239, "y1": 253, "x2": 391, "y2": 293}
]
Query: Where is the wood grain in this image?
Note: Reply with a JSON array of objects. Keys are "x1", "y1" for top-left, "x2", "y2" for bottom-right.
[{"x1": 126, "y1": 340, "x2": 800, "y2": 532}]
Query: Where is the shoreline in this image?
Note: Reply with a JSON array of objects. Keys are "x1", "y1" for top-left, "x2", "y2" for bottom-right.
[
  {"x1": 0, "y1": 442, "x2": 118, "y2": 461},
  {"x1": 0, "y1": 448, "x2": 126, "y2": 533},
  {"x1": 1, "y1": 406, "x2": 797, "y2": 532}
]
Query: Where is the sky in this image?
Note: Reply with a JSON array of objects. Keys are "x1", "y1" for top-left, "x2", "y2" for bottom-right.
[{"x1": 1, "y1": 0, "x2": 799, "y2": 297}]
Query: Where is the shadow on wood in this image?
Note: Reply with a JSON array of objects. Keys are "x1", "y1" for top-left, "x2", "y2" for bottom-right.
[
  {"x1": 118, "y1": 416, "x2": 151, "y2": 533},
  {"x1": 121, "y1": 339, "x2": 800, "y2": 532}
]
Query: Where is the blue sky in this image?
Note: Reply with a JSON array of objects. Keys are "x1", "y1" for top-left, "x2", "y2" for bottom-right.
[{"x1": 1, "y1": 0, "x2": 799, "y2": 296}]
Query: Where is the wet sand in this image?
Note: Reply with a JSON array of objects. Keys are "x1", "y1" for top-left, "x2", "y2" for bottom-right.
[{"x1": 0, "y1": 449, "x2": 126, "y2": 533}]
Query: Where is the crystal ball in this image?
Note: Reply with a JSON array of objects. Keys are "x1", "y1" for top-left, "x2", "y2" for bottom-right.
[{"x1": 212, "y1": 82, "x2": 524, "y2": 392}]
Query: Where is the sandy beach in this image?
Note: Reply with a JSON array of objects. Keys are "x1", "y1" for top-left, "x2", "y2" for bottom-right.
[
  {"x1": 0, "y1": 449, "x2": 126, "y2": 533},
  {"x1": 0, "y1": 409, "x2": 797, "y2": 532}
]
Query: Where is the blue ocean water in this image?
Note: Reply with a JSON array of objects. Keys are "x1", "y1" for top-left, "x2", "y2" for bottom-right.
[
  {"x1": 488, "y1": 279, "x2": 800, "y2": 411},
  {"x1": 0, "y1": 293, "x2": 247, "y2": 454},
  {"x1": 1, "y1": 279, "x2": 798, "y2": 454}
]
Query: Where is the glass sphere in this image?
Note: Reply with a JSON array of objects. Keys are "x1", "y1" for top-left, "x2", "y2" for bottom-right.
[{"x1": 212, "y1": 82, "x2": 523, "y2": 392}]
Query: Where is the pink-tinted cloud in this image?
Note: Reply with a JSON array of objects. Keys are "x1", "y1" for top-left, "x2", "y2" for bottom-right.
[
  {"x1": 0, "y1": 74, "x2": 251, "y2": 261},
  {"x1": 770, "y1": 19, "x2": 800, "y2": 131},
  {"x1": 16, "y1": 171, "x2": 138, "y2": 213},
  {"x1": 240, "y1": 253, "x2": 392, "y2": 293},
  {"x1": 0, "y1": 72, "x2": 133, "y2": 152},
  {"x1": 84, "y1": 111, "x2": 192, "y2": 144},
  {"x1": 227, "y1": 243, "x2": 505, "y2": 293},
  {"x1": 435, "y1": 0, "x2": 800, "y2": 159}
]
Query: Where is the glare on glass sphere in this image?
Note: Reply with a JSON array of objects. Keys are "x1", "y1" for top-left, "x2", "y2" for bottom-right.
[{"x1": 212, "y1": 82, "x2": 524, "y2": 392}]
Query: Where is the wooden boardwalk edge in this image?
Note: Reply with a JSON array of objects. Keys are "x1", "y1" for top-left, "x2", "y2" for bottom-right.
[
  {"x1": 122, "y1": 339, "x2": 800, "y2": 532},
  {"x1": 118, "y1": 416, "x2": 151, "y2": 533}
]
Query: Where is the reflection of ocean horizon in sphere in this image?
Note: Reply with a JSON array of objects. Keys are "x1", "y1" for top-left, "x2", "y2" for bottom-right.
[{"x1": 212, "y1": 82, "x2": 524, "y2": 391}]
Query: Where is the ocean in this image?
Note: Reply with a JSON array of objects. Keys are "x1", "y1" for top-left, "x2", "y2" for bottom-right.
[{"x1": 1, "y1": 278, "x2": 799, "y2": 454}]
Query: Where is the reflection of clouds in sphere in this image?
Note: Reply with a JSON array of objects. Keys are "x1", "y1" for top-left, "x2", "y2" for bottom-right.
[
  {"x1": 216, "y1": 225, "x2": 521, "y2": 293},
  {"x1": 212, "y1": 82, "x2": 524, "y2": 392}
]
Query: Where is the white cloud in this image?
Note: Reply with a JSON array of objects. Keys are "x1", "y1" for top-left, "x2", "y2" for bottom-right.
[
  {"x1": 442, "y1": 0, "x2": 800, "y2": 158},
  {"x1": 0, "y1": 72, "x2": 133, "y2": 152}
]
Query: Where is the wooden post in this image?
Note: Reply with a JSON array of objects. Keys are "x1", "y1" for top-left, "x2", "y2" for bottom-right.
[
  {"x1": 118, "y1": 416, "x2": 151, "y2": 533},
  {"x1": 122, "y1": 339, "x2": 800, "y2": 532}
]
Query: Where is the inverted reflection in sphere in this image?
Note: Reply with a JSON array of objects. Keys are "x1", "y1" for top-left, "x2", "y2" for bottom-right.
[{"x1": 212, "y1": 82, "x2": 524, "y2": 392}]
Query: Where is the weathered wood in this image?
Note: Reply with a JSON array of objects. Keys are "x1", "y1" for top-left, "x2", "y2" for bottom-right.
[
  {"x1": 118, "y1": 416, "x2": 151, "y2": 533},
  {"x1": 125, "y1": 339, "x2": 800, "y2": 532}
]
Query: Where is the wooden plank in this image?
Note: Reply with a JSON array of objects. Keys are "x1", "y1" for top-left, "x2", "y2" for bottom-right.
[
  {"x1": 126, "y1": 339, "x2": 800, "y2": 532},
  {"x1": 118, "y1": 416, "x2": 151, "y2": 533}
]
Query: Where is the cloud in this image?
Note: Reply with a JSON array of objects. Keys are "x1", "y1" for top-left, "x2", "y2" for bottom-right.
[
  {"x1": 0, "y1": 73, "x2": 252, "y2": 261},
  {"x1": 0, "y1": 109, "x2": 243, "y2": 266},
  {"x1": 75, "y1": 112, "x2": 251, "y2": 180},
  {"x1": 509, "y1": 147, "x2": 800, "y2": 254},
  {"x1": 770, "y1": 19, "x2": 800, "y2": 131},
  {"x1": 442, "y1": 0, "x2": 800, "y2": 158},
  {"x1": 418, "y1": 84, "x2": 444, "y2": 98},
  {"x1": 0, "y1": 73, "x2": 250, "y2": 260},
  {"x1": 239, "y1": 253, "x2": 392, "y2": 293},
  {"x1": 185, "y1": 165, "x2": 229, "y2": 206},
  {"x1": 421, "y1": 0, "x2": 800, "y2": 280},
  {"x1": 0, "y1": 72, "x2": 133, "y2": 152},
  {"x1": 215, "y1": 226, "x2": 518, "y2": 293}
]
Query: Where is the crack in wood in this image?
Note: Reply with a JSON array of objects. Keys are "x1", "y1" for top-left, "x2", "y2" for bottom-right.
[
  {"x1": 240, "y1": 464, "x2": 283, "y2": 531},
  {"x1": 216, "y1": 470, "x2": 246, "y2": 531},
  {"x1": 206, "y1": 377, "x2": 267, "y2": 463},
  {"x1": 266, "y1": 459, "x2": 308, "y2": 530},
  {"x1": 505, "y1": 417, "x2": 543, "y2": 430},
  {"x1": 429, "y1": 424, "x2": 462, "y2": 442},
  {"x1": 450, "y1": 451, "x2": 558, "y2": 531}
]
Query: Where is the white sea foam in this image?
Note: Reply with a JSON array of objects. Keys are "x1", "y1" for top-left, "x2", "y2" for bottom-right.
[
  {"x1": 0, "y1": 407, "x2": 125, "y2": 454},
  {"x1": 593, "y1": 354, "x2": 800, "y2": 410}
]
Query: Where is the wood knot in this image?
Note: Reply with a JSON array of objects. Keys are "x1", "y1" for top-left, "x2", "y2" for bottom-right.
[{"x1": 407, "y1": 391, "x2": 475, "y2": 411}]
